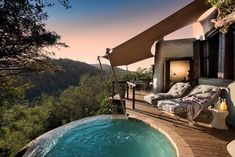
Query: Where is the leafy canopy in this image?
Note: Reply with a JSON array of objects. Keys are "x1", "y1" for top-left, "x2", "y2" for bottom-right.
[
  {"x1": 208, "y1": 0, "x2": 235, "y2": 33},
  {"x1": 0, "y1": 0, "x2": 69, "y2": 77},
  {"x1": 0, "y1": 74, "x2": 112, "y2": 156}
]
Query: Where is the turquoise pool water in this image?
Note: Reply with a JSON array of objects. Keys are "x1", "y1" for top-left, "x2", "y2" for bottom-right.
[{"x1": 24, "y1": 116, "x2": 176, "y2": 157}]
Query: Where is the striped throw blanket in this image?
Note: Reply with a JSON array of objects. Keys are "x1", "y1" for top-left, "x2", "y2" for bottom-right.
[{"x1": 176, "y1": 96, "x2": 210, "y2": 122}]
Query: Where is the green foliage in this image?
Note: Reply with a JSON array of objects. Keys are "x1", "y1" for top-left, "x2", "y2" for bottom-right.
[
  {"x1": 96, "y1": 96, "x2": 112, "y2": 115},
  {"x1": 0, "y1": 76, "x2": 32, "y2": 107},
  {"x1": 53, "y1": 75, "x2": 112, "y2": 125},
  {"x1": 0, "y1": 100, "x2": 54, "y2": 156},
  {"x1": 0, "y1": 0, "x2": 69, "y2": 77},
  {"x1": 0, "y1": 74, "x2": 112, "y2": 156},
  {"x1": 119, "y1": 67, "x2": 153, "y2": 81},
  {"x1": 23, "y1": 59, "x2": 101, "y2": 99},
  {"x1": 208, "y1": 0, "x2": 234, "y2": 9},
  {"x1": 0, "y1": 0, "x2": 113, "y2": 156},
  {"x1": 208, "y1": 0, "x2": 235, "y2": 33}
]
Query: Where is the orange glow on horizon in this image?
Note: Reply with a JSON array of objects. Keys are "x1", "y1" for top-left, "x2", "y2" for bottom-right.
[{"x1": 47, "y1": 1, "x2": 193, "y2": 71}]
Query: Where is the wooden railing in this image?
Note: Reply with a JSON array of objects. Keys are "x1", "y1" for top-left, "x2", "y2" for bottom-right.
[{"x1": 112, "y1": 79, "x2": 152, "y2": 109}]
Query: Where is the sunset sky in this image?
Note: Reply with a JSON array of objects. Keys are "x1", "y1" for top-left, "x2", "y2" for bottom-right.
[{"x1": 46, "y1": 0, "x2": 193, "y2": 71}]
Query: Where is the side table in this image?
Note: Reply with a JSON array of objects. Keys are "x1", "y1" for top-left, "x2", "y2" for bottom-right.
[{"x1": 210, "y1": 108, "x2": 228, "y2": 130}]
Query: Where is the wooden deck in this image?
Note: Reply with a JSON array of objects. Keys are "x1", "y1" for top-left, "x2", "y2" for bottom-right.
[{"x1": 119, "y1": 93, "x2": 235, "y2": 157}]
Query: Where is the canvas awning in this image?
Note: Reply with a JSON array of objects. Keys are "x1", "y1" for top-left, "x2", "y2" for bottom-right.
[{"x1": 103, "y1": 0, "x2": 211, "y2": 66}]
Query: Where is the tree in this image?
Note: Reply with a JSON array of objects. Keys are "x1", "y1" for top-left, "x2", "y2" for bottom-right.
[
  {"x1": 53, "y1": 75, "x2": 112, "y2": 125},
  {"x1": 0, "y1": 97, "x2": 55, "y2": 156},
  {"x1": 0, "y1": 0, "x2": 69, "y2": 77},
  {"x1": 208, "y1": 0, "x2": 235, "y2": 33},
  {"x1": 0, "y1": 74, "x2": 112, "y2": 156},
  {"x1": 120, "y1": 67, "x2": 153, "y2": 81},
  {"x1": 0, "y1": 76, "x2": 31, "y2": 107}
]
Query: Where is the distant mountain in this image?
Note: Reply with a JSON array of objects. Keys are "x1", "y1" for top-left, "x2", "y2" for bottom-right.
[
  {"x1": 91, "y1": 64, "x2": 130, "y2": 73},
  {"x1": 22, "y1": 59, "x2": 102, "y2": 99}
]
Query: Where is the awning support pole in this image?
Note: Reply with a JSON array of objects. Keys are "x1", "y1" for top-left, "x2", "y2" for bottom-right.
[
  {"x1": 97, "y1": 56, "x2": 104, "y2": 72},
  {"x1": 97, "y1": 56, "x2": 106, "y2": 81},
  {"x1": 106, "y1": 48, "x2": 126, "y2": 115}
]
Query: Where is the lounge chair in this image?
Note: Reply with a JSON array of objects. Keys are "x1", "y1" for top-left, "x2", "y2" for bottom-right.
[
  {"x1": 144, "y1": 82, "x2": 191, "y2": 105},
  {"x1": 157, "y1": 84, "x2": 221, "y2": 121}
]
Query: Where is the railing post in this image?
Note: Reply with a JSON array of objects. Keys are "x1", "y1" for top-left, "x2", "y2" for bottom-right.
[
  {"x1": 112, "y1": 81, "x2": 115, "y2": 98},
  {"x1": 132, "y1": 86, "x2": 135, "y2": 109},
  {"x1": 126, "y1": 82, "x2": 129, "y2": 99}
]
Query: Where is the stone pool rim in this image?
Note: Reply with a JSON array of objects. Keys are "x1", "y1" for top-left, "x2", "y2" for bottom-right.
[{"x1": 17, "y1": 114, "x2": 193, "y2": 157}]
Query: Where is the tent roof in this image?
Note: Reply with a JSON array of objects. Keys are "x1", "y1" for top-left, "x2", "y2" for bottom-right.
[{"x1": 103, "y1": 0, "x2": 211, "y2": 66}]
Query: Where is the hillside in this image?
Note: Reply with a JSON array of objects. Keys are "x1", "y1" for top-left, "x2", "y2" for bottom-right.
[
  {"x1": 23, "y1": 59, "x2": 102, "y2": 98},
  {"x1": 91, "y1": 64, "x2": 130, "y2": 73}
]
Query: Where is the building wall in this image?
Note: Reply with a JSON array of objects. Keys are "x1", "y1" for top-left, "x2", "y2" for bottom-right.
[
  {"x1": 153, "y1": 38, "x2": 195, "y2": 92},
  {"x1": 227, "y1": 82, "x2": 235, "y2": 127}
]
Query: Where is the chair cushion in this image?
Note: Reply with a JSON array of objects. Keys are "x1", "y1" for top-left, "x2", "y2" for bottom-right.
[
  {"x1": 158, "y1": 99, "x2": 187, "y2": 114},
  {"x1": 144, "y1": 93, "x2": 173, "y2": 105},
  {"x1": 144, "y1": 82, "x2": 191, "y2": 105},
  {"x1": 167, "y1": 82, "x2": 191, "y2": 97},
  {"x1": 188, "y1": 84, "x2": 221, "y2": 104},
  {"x1": 158, "y1": 96, "x2": 210, "y2": 114},
  {"x1": 158, "y1": 84, "x2": 221, "y2": 114}
]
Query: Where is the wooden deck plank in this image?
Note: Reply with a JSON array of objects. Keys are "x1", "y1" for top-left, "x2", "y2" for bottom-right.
[{"x1": 123, "y1": 97, "x2": 235, "y2": 157}]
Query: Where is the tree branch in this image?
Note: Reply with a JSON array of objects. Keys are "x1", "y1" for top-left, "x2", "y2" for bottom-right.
[{"x1": 212, "y1": 11, "x2": 235, "y2": 33}]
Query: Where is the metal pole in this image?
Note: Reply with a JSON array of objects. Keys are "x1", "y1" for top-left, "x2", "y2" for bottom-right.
[
  {"x1": 97, "y1": 56, "x2": 104, "y2": 72},
  {"x1": 112, "y1": 81, "x2": 114, "y2": 98},
  {"x1": 97, "y1": 56, "x2": 106, "y2": 79},
  {"x1": 132, "y1": 86, "x2": 135, "y2": 109},
  {"x1": 126, "y1": 83, "x2": 129, "y2": 99},
  {"x1": 106, "y1": 48, "x2": 126, "y2": 114}
]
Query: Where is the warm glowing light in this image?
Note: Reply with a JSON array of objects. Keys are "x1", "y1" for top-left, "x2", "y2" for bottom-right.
[{"x1": 170, "y1": 60, "x2": 190, "y2": 82}]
